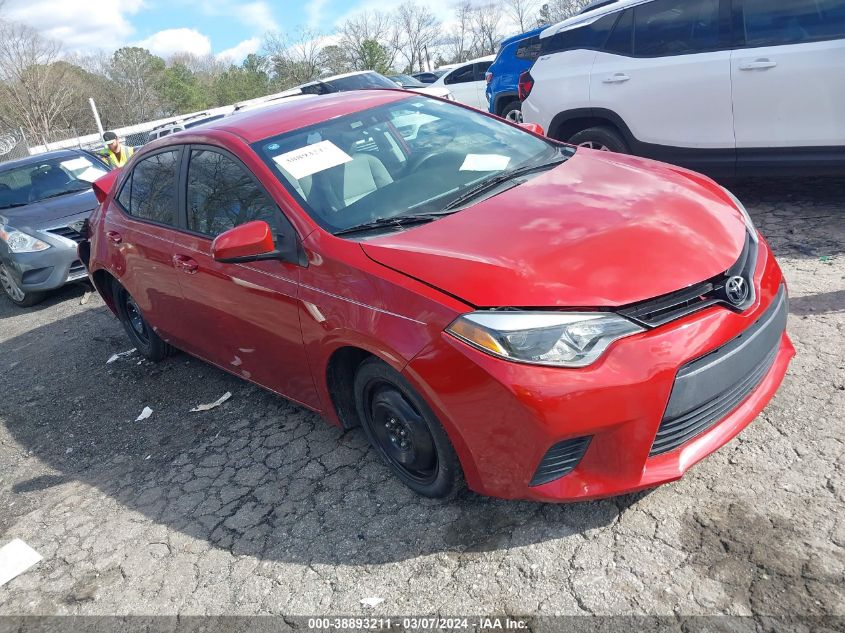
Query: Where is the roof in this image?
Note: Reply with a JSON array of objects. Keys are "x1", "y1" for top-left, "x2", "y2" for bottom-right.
[
  {"x1": 498, "y1": 26, "x2": 545, "y2": 48},
  {"x1": 206, "y1": 89, "x2": 416, "y2": 144},
  {"x1": 0, "y1": 148, "x2": 84, "y2": 171},
  {"x1": 540, "y1": 0, "x2": 647, "y2": 38}
]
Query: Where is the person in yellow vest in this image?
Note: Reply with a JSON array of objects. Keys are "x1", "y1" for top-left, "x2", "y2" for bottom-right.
[{"x1": 101, "y1": 131, "x2": 134, "y2": 169}]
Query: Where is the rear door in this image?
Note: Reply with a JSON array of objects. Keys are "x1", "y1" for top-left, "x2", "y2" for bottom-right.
[
  {"x1": 731, "y1": 0, "x2": 845, "y2": 151},
  {"x1": 444, "y1": 63, "x2": 482, "y2": 107},
  {"x1": 168, "y1": 145, "x2": 319, "y2": 408},
  {"x1": 107, "y1": 148, "x2": 191, "y2": 349},
  {"x1": 472, "y1": 60, "x2": 494, "y2": 109},
  {"x1": 589, "y1": 0, "x2": 735, "y2": 167}
]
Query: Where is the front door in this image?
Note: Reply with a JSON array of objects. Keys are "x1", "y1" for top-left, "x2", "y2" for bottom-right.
[
  {"x1": 444, "y1": 63, "x2": 483, "y2": 108},
  {"x1": 169, "y1": 146, "x2": 319, "y2": 409},
  {"x1": 731, "y1": 0, "x2": 845, "y2": 150}
]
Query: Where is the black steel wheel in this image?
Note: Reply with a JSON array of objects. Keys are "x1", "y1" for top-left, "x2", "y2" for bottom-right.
[
  {"x1": 354, "y1": 358, "x2": 464, "y2": 499},
  {"x1": 112, "y1": 280, "x2": 171, "y2": 361}
]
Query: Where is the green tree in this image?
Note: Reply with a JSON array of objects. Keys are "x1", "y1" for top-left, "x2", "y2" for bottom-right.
[
  {"x1": 214, "y1": 54, "x2": 271, "y2": 105},
  {"x1": 358, "y1": 39, "x2": 392, "y2": 74},
  {"x1": 160, "y1": 63, "x2": 207, "y2": 115},
  {"x1": 107, "y1": 47, "x2": 166, "y2": 123}
]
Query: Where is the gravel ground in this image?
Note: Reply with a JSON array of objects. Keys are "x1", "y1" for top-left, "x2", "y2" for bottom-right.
[{"x1": 0, "y1": 177, "x2": 843, "y2": 620}]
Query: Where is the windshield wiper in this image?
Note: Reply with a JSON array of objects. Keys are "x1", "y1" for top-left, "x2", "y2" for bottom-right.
[
  {"x1": 333, "y1": 213, "x2": 441, "y2": 236},
  {"x1": 443, "y1": 153, "x2": 570, "y2": 212},
  {"x1": 37, "y1": 188, "x2": 88, "y2": 201},
  {"x1": 0, "y1": 202, "x2": 28, "y2": 210}
]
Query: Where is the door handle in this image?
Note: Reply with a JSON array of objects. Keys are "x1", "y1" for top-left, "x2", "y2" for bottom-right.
[
  {"x1": 603, "y1": 73, "x2": 630, "y2": 84},
  {"x1": 739, "y1": 59, "x2": 777, "y2": 71},
  {"x1": 172, "y1": 254, "x2": 198, "y2": 274},
  {"x1": 106, "y1": 230, "x2": 122, "y2": 244}
]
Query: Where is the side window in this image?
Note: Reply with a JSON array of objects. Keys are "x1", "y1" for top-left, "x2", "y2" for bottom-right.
[
  {"x1": 186, "y1": 149, "x2": 278, "y2": 237},
  {"x1": 126, "y1": 150, "x2": 180, "y2": 225},
  {"x1": 604, "y1": 8, "x2": 633, "y2": 56},
  {"x1": 515, "y1": 37, "x2": 542, "y2": 60},
  {"x1": 634, "y1": 0, "x2": 721, "y2": 56},
  {"x1": 541, "y1": 12, "x2": 619, "y2": 55},
  {"x1": 473, "y1": 61, "x2": 493, "y2": 80},
  {"x1": 742, "y1": 0, "x2": 845, "y2": 47},
  {"x1": 444, "y1": 64, "x2": 475, "y2": 85},
  {"x1": 117, "y1": 172, "x2": 132, "y2": 210}
]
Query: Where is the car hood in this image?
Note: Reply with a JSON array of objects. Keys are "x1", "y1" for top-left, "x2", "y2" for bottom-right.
[
  {"x1": 0, "y1": 189, "x2": 98, "y2": 231},
  {"x1": 360, "y1": 149, "x2": 748, "y2": 308},
  {"x1": 408, "y1": 86, "x2": 452, "y2": 99}
]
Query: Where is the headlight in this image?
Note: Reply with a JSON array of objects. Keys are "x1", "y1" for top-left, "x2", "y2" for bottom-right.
[
  {"x1": 447, "y1": 312, "x2": 644, "y2": 368},
  {"x1": 0, "y1": 226, "x2": 51, "y2": 253},
  {"x1": 722, "y1": 187, "x2": 758, "y2": 243}
]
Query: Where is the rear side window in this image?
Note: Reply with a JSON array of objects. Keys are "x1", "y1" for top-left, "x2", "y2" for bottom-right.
[
  {"x1": 515, "y1": 37, "x2": 542, "y2": 60},
  {"x1": 186, "y1": 149, "x2": 278, "y2": 237},
  {"x1": 541, "y1": 12, "x2": 619, "y2": 54},
  {"x1": 474, "y1": 61, "x2": 493, "y2": 80},
  {"x1": 741, "y1": 0, "x2": 845, "y2": 47},
  {"x1": 634, "y1": 0, "x2": 721, "y2": 56},
  {"x1": 445, "y1": 64, "x2": 475, "y2": 84},
  {"x1": 121, "y1": 150, "x2": 180, "y2": 225}
]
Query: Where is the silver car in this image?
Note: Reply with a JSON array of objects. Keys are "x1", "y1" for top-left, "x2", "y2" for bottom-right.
[{"x1": 0, "y1": 149, "x2": 109, "y2": 307}]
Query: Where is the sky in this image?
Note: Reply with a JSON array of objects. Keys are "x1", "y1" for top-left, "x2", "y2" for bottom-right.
[{"x1": 0, "y1": 0, "x2": 486, "y2": 63}]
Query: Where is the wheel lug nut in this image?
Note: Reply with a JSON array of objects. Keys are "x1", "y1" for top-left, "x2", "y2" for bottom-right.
[{"x1": 400, "y1": 430, "x2": 406, "y2": 436}]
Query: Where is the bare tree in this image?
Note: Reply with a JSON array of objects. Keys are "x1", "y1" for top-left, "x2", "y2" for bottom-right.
[
  {"x1": 537, "y1": 0, "x2": 591, "y2": 24},
  {"x1": 338, "y1": 10, "x2": 400, "y2": 71},
  {"x1": 442, "y1": 0, "x2": 475, "y2": 63},
  {"x1": 395, "y1": 2, "x2": 441, "y2": 73},
  {"x1": 469, "y1": 2, "x2": 504, "y2": 56},
  {"x1": 503, "y1": 0, "x2": 539, "y2": 32},
  {"x1": 263, "y1": 28, "x2": 324, "y2": 87},
  {"x1": 0, "y1": 21, "x2": 77, "y2": 144}
]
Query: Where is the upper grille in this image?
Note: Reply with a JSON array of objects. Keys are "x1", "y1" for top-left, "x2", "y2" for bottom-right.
[
  {"x1": 530, "y1": 435, "x2": 592, "y2": 486},
  {"x1": 618, "y1": 232, "x2": 758, "y2": 328},
  {"x1": 650, "y1": 285, "x2": 787, "y2": 457},
  {"x1": 46, "y1": 225, "x2": 84, "y2": 243}
]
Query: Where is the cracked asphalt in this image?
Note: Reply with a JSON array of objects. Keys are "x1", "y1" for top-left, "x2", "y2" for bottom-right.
[{"x1": 0, "y1": 177, "x2": 843, "y2": 619}]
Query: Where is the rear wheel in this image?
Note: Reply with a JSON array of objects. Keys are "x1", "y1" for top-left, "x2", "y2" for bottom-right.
[
  {"x1": 354, "y1": 358, "x2": 464, "y2": 499},
  {"x1": 568, "y1": 126, "x2": 629, "y2": 153},
  {"x1": 500, "y1": 100, "x2": 523, "y2": 124},
  {"x1": 112, "y1": 280, "x2": 171, "y2": 361},
  {"x1": 0, "y1": 263, "x2": 46, "y2": 307}
]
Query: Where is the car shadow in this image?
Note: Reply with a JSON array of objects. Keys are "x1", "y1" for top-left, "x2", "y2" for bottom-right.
[
  {"x1": 1, "y1": 306, "x2": 645, "y2": 566},
  {"x1": 0, "y1": 280, "x2": 92, "y2": 320}
]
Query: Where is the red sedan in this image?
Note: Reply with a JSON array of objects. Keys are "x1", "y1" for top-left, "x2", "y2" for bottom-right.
[{"x1": 81, "y1": 90, "x2": 794, "y2": 501}]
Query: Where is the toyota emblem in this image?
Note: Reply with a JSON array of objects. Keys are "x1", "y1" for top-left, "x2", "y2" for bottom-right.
[{"x1": 725, "y1": 275, "x2": 749, "y2": 305}]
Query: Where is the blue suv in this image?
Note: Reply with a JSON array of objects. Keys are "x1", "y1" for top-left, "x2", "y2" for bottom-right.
[{"x1": 485, "y1": 27, "x2": 544, "y2": 123}]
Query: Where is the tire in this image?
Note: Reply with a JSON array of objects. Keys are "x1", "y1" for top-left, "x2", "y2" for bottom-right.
[
  {"x1": 568, "y1": 126, "x2": 629, "y2": 153},
  {"x1": 354, "y1": 358, "x2": 465, "y2": 499},
  {"x1": 112, "y1": 279, "x2": 171, "y2": 362},
  {"x1": 500, "y1": 100, "x2": 523, "y2": 124},
  {"x1": 0, "y1": 263, "x2": 46, "y2": 307}
]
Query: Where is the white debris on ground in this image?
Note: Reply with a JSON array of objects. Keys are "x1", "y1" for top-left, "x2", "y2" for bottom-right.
[
  {"x1": 106, "y1": 348, "x2": 136, "y2": 364},
  {"x1": 0, "y1": 539, "x2": 43, "y2": 587},
  {"x1": 135, "y1": 407, "x2": 153, "y2": 421},
  {"x1": 360, "y1": 597, "x2": 385, "y2": 607},
  {"x1": 190, "y1": 392, "x2": 232, "y2": 412}
]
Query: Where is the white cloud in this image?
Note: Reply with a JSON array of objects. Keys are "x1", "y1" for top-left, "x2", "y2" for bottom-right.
[
  {"x1": 216, "y1": 37, "x2": 261, "y2": 63},
  {"x1": 137, "y1": 28, "x2": 213, "y2": 57},
  {"x1": 3, "y1": 0, "x2": 145, "y2": 51},
  {"x1": 306, "y1": 0, "x2": 330, "y2": 29},
  {"x1": 237, "y1": 1, "x2": 280, "y2": 32}
]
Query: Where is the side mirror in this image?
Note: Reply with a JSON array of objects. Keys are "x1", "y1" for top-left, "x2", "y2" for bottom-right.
[
  {"x1": 519, "y1": 122, "x2": 545, "y2": 136},
  {"x1": 212, "y1": 220, "x2": 277, "y2": 263}
]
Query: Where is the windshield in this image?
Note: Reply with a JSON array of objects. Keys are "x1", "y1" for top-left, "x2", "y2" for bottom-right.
[
  {"x1": 0, "y1": 154, "x2": 107, "y2": 209},
  {"x1": 390, "y1": 74, "x2": 426, "y2": 88},
  {"x1": 254, "y1": 96, "x2": 563, "y2": 235},
  {"x1": 325, "y1": 72, "x2": 400, "y2": 91}
]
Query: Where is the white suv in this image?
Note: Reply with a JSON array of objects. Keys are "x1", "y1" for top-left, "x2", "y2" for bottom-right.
[{"x1": 521, "y1": 0, "x2": 845, "y2": 175}]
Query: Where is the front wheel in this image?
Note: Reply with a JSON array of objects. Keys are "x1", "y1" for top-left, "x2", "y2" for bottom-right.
[
  {"x1": 354, "y1": 358, "x2": 465, "y2": 499},
  {"x1": 112, "y1": 280, "x2": 171, "y2": 361},
  {"x1": 0, "y1": 263, "x2": 46, "y2": 307},
  {"x1": 568, "y1": 126, "x2": 629, "y2": 153},
  {"x1": 500, "y1": 100, "x2": 523, "y2": 124}
]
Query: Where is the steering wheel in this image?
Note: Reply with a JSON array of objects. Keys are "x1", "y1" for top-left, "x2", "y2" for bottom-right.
[{"x1": 407, "y1": 149, "x2": 464, "y2": 173}]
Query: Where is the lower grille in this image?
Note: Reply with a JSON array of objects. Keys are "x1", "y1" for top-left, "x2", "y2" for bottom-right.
[
  {"x1": 530, "y1": 436, "x2": 592, "y2": 486},
  {"x1": 650, "y1": 285, "x2": 787, "y2": 456},
  {"x1": 68, "y1": 260, "x2": 87, "y2": 279}
]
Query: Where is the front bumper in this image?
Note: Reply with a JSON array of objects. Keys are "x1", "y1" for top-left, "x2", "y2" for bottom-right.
[
  {"x1": 2, "y1": 237, "x2": 85, "y2": 292},
  {"x1": 403, "y1": 238, "x2": 794, "y2": 501}
]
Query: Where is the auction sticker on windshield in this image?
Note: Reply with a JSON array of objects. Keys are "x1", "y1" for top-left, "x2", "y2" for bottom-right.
[
  {"x1": 271, "y1": 141, "x2": 353, "y2": 180},
  {"x1": 460, "y1": 154, "x2": 510, "y2": 172}
]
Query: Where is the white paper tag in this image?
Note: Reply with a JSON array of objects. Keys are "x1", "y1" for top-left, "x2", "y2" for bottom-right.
[
  {"x1": 60, "y1": 157, "x2": 91, "y2": 171},
  {"x1": 460, "y1": 154, "x2": 511, "y2": 172},
  {"x1": 0, "y1": 539, "x2": 43, "y2": 587},
  {"x1": 272, "y1": 141, "x2": 352, "y2": 180}
]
